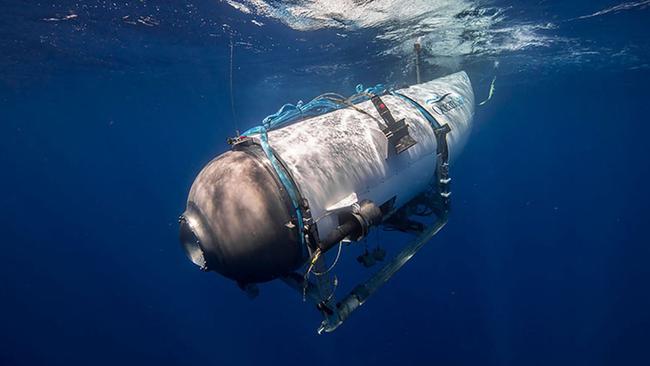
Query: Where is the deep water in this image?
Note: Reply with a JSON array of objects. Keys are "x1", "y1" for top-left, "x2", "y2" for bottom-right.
[{"x1": 1, "y1": 1, "x2": 649, "y2": 366}]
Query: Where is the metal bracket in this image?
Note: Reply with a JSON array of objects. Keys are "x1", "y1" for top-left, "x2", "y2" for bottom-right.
[{"x1": 371, "y1": 95, "x2": 417, "y2": 157}]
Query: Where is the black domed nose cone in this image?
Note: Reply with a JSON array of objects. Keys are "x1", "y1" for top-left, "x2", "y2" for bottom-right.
[{"x1": 180, "y1": 147, "x2": 306, "y2": 283}]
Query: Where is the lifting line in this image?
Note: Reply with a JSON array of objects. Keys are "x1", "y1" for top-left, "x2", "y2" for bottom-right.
[{"x1": 229, "y1": 36, "x2": 239, "y2": 135}]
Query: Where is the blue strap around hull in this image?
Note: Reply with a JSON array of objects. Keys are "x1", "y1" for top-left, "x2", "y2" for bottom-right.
[
  {"x1": 244, "y1": 125, "x2": 307, "y2": 257},
  {"x1": 391, "y1": 91, "x2": 442, "y2": 129}
]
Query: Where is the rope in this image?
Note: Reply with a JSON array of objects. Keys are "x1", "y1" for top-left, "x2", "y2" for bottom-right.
[
  {"x1": 311, "y1": 242, "x2": 343, "y2": 276},
  {"x1": 242, "y1": 83, "x2": 387, "y2": 136},
  {"x1": 229, "y1": 37, "x2": 239, "y2": 134}
]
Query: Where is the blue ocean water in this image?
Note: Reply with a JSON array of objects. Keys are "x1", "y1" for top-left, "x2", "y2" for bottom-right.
[{"x1": 1, "y1": 1, "x2": 649, "y2": 365}]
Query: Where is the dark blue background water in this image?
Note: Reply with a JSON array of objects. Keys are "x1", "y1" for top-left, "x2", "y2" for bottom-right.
[{"x1": 1, "y1": 1, "x2": 649, "y2": 365}]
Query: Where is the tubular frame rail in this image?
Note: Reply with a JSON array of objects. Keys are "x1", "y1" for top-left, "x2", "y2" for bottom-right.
[{"x1": 320, "y1": 211, "x2": 448, "y2": 333}]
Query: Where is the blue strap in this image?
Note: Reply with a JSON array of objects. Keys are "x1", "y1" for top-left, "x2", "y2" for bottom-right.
[
  {"x1": 245, "y1": 125, "x2": 308, "y2": 257},
  {"x1": 391, "y1": 91, "x2": 442, "y2": 129}
]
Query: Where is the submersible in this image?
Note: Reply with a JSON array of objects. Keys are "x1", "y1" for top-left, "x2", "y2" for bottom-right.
[{"x1": 180, "y1": 71, "x2": 475, "y2": 332}]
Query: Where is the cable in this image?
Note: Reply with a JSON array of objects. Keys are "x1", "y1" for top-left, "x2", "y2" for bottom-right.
[
  {"x1": 312, "y1": 241, "x2": 344, "y2": 276},
  {"x1": 229, "y1": 37, "x2": 239, "y2": 134},
  {"x1": 245, "y1": 85, "x2": 388, "y2": 136}
]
